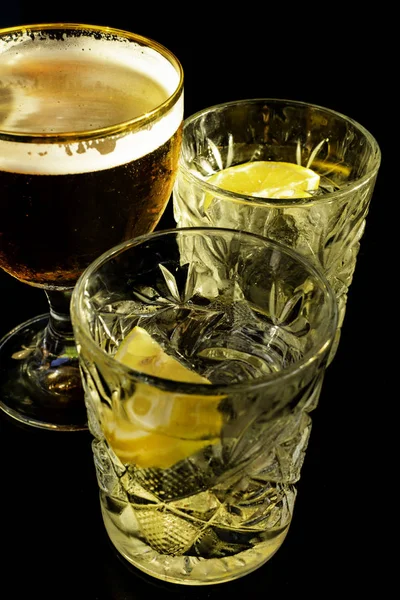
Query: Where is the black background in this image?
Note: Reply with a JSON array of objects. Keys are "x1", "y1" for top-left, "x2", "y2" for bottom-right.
[{"x1": 0, "y1": 5, "x2": 393, "y2": 599}]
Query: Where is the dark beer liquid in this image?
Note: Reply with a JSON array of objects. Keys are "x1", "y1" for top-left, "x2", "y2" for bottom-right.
[
  {"x1": 0, "y1": 135, "x2": 181, "y2": 287},
  {"x1": 0, "y1": 31, "x2": 183, "y2": 288}
]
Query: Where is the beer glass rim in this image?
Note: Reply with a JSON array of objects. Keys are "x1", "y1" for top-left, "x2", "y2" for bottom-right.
[
  {"x1": 178, "y1": 97, "x2": 381, "y2": 208},
  {"x1": 0, "y1": 22, "x2": 184, "y2": 143},
  {"x1": 71, "y1": 226, "x2": 338, "y2": 395}
]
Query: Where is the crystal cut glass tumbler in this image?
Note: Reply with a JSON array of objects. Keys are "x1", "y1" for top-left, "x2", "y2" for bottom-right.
[
  {"x1": 173, "y1": 98, "x2": 381, "y2": 358},
  {"x1": 71, "y1": 227, "x2": 337, "y2": 585}
]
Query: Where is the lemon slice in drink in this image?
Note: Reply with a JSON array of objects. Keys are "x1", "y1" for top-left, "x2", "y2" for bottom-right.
[
  {"x1": 204, "y1": 161, "x2": 320, "y2": 210},
  {"x1": 102, "y1": 326, "x2": 223, "y2": 469}
]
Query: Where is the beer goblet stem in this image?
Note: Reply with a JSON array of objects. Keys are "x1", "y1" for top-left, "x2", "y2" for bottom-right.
[
  {"x1": 18, "y1": 290, "x2": 86, "y2": 429},
  {"x1": 0, "y1": 289, "x2": 86, "y2": 431},
  {"x1": 43, "y1": 290, "x2": 75, "y2": 353}
]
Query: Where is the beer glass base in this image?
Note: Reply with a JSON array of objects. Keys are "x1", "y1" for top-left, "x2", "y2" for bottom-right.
[{"x1": 0, "y1": 314, "x2": 88, "y2": 431}]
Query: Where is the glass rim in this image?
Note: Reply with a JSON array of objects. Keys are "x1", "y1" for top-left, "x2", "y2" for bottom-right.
[
  {"x1": 71, "y1": 226, "x2": 338, "y2": 395},
  {"x1": 0, "y1": 22, "x2": 184, "y2": 143},
  {"x1": 178, "y1": 97, "x2": 381, "y2": 208}
]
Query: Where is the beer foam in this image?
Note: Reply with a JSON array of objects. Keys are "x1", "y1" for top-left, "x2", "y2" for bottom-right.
[{"x1": 0, "y1": 30, "x2": 183, "y2": 174}]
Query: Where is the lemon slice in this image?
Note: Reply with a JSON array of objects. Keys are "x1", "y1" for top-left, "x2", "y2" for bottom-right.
[
  {"x1": 101, "y1": 326, "x2": 223, "y2": 469},
  {"x1": 204, "y1": 160, "x2": 320, "y2": 210},
  {"x1": 115, "y1": 325, "x2": 211, "y2": 384}
]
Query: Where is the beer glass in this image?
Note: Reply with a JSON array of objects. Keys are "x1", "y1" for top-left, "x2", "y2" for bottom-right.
[
  {"x1": 70, "y1": 227, "x2": 337, "y2": 585},
  {"x1": 0, "y1": 23, "x2": 183, "y2": 430},
  {"x1": 173, "y1": 99, "x2": 381, "y2": 359}
]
